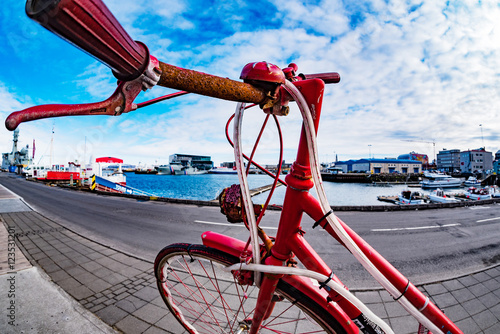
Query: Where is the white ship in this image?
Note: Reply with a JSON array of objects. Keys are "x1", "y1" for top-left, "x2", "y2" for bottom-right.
[
  {"x1": 420, "y1": 172, "x2": 462, "y2": 189},
  {"x1": 2, "y1": 129, "x2": 32, "y2": 173}
]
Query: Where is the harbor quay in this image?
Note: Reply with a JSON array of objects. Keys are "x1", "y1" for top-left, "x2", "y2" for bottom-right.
[{"x1": 1, "y1": 174, "x2": 500, "y2": 333}]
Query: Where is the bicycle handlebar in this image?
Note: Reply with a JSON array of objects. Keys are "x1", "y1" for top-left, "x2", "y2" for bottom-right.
[{"x1": 302, "y1": 72, "x2": 340, "y2": 84}]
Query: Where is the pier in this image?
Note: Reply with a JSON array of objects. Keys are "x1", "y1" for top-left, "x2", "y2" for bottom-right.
[{"x1": 249, "y1": 183, "x2": 283, "y2": 197}]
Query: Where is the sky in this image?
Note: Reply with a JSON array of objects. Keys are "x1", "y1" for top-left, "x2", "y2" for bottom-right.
[{"x1": 1, "y1": 0, "x2": 499, "y2": 168}]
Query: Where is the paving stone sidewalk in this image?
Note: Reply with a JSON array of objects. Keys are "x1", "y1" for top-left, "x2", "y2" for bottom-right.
[{"x1": 2, "y1": 210, "x2": 499, "y2": 333}]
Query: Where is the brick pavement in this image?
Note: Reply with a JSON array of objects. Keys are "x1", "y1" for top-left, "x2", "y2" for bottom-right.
[{"x1": 2, "y1": 209, "x2": 500, "y2": 333}]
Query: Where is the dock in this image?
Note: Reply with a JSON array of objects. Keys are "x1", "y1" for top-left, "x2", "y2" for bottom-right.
[
  {"x1": 376, "y1": 196, "x2": 400, "y2": 204},
  {"x1": 250, "y1": 183, "x2": 283, "y2": 197}
]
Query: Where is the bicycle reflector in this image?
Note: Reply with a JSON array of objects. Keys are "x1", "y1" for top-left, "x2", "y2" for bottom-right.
[{"x1": 25, "y1": 0, "x2": 149, "y2": 81}]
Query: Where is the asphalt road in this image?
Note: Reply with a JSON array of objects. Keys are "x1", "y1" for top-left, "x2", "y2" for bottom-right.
[{"x1": 2, "y1": 172, "x2": 500, "y2": 288}]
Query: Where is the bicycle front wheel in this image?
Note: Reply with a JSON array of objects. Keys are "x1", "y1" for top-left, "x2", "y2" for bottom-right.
[{"x1": 154, "y1": 243, "x2": 346, "y2": 334}]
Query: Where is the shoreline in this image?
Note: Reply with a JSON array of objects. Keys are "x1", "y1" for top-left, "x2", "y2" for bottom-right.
[{"x1": 56, "y1": 181, "x2": 500, "y2": 212}]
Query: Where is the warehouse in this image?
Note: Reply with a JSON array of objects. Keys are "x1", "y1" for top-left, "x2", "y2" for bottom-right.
[{"x1": 334, "y1": 158, "x2": 422, "y2": 174}]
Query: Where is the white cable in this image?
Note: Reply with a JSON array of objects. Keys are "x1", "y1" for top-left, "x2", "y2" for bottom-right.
[
  {"x1": 233, "y1": 102, "x2": 261, "y2": 287},
  {"x1": 224, "y1": 263, "x2": 394, "y2": 334},
  {"x1": 282, "y1": 80, "x2": 444, "y2": 334}
]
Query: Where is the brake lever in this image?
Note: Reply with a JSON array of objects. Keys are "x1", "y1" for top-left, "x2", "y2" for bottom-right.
[{"x1": 5, "y1": 56, "x2": 161, "y2": 131}]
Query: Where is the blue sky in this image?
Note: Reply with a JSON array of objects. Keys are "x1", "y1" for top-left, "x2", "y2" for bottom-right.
[{"x1": 1, "y1": 0, "x2": 499, "y2": 167}]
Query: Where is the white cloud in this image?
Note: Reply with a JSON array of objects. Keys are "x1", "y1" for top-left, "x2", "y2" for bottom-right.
[
  {"x1": 271, "y1": 0, "x2": 350, "y2": 36},
  {"x1": 74, "y1": 63, "x2": 117, "y2": 99}
]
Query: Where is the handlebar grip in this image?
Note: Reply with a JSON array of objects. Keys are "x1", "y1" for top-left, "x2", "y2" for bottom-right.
[
  {"x1": 303, "y1": 72, "x2": 340, "y2": 84},
  {"x1": 26, "y1": 0, "x2": 148, "y2": 81}
]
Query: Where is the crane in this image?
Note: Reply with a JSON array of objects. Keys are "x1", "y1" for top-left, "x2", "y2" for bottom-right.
[{"x1": 401, "y1": 139, "x2": 436, "y2": 165}]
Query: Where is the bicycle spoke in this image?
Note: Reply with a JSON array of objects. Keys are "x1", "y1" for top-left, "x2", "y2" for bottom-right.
[
  {"x1": 156, "y1": 246, "x2": 336, "y2": 333},
  {"x1": 168, "y1": 258, "x2": 225, "y2": 331},
  {"x1": 167, "y1": 272, "x2": 222, "y2": 332}
]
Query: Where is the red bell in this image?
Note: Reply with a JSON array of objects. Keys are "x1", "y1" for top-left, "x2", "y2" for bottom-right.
[{"x1": 240, "y1": 62, "x2": 285, "y2": 84}]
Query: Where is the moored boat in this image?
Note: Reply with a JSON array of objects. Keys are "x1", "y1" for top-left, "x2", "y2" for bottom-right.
[
  {"x1": 94, "y1": 157, "x2": 126, "y2": 185},
  {"x1": 428, "y1": 188, "x2": 459, "y2": 203},
  {"x1": 178, "y1": 165, "x2": 208, "y2": 175},
  {"x1": 398, "y1": 190, "x2": 426, "y2": 205},
  {"x1": 465, "y1": 187, "x2": 491, "y2": 200},
  {"x1": 157, "y1": 161, "x2": 207, "y2": 175},
  {"x1": 420, "y1": 172, "x2": 462, "y2": 189},
  {"x1": 157, "y1": 162, "x2": 182, "y2": 175},
  {"x1": 208, "y1": 166, "x2": 238, "y2": 174},
  {"x1": 463, "y1": 176, "x2": 481, "y2": 187},
  {"x1": 489, "y1": 186, "x2": 500, "y2": 198}
]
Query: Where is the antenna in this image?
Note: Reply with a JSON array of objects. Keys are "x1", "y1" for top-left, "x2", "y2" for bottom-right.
[
  {"x1": 400, "y1": 139, "x2": 436, "y2": 165},
  {"x1": 479, "y1": 124, "x2": 484, "y2": 149}
]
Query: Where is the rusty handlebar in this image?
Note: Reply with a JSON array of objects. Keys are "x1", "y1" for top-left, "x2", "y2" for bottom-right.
[{"x1": 157, "y1": 62, "x2": 267, "y2": 104}]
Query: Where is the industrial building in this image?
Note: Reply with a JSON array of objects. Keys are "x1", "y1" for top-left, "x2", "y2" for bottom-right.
[
  {"x1": 334, "y1": 158, "x2": 422, "y2": 174},
  {"x1": 169, "y1": 153, "x2": 214, "y2": 171}
]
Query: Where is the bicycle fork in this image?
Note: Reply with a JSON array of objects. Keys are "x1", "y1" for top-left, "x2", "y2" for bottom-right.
[{"x1": 246, "y1": 255, "x2": 285, "y2": 334}]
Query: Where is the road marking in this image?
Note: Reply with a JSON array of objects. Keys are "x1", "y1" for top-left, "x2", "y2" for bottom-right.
[
  {"x1": 371, "y1": 223, "x2": 461, "y2": 232},
  {"x1": 469, "y1": 206, "x2": 491, "y2": 210},
  {"x1": 476, "y1": 217, "x2": 500, "y2": 223},
  {"x1": 194, "y1": 220, "x2": 278, "y2": 230}
]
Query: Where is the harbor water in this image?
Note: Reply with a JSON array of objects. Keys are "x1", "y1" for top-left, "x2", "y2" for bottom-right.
[{"x1": 125, "y1": 173, "x2": 462, "y2": 206}]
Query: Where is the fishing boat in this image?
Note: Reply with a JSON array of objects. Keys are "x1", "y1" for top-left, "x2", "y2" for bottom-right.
[
  {"x1": 489, "y1": 186, "x2": 500, "y2": 198},
  {"x1": 428, "y1": 188, "x2": 459, "y2": 203},
  {"x1": 465, "y1": 187, "x2": 491, "y2": 200},
  {"x1": 463, "y1": 176, "x2": 481, "y2": 187},
  {"x1": 420, "y1": 172, "x2": 462, "y2": 189},
  {"x1": 93, "y1": 157, "x2": 126, "y2": 185},
  {"x1": 398, "y1": 190, "x2": 426, "y2": 205}
]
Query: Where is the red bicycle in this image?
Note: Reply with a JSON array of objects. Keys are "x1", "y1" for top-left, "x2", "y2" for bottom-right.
[{"x1": 7, "y1": 1, "x2": 462, "y2": 333}]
